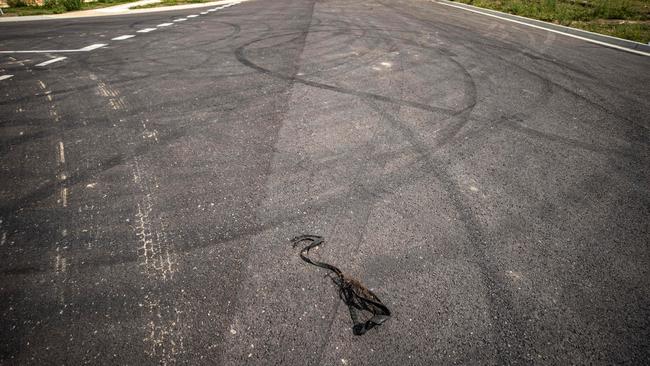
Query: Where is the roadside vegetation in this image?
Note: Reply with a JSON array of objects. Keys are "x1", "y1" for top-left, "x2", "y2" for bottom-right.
[
  {"x1": 1, "y1": 0, "x2": 137, "y2": 16},
  {"x1": 452, "y1": 0, "x2": 650, "y2": 43},
  {"x1": 131, "y1": 0, "x2": 209, "y2": 9}
]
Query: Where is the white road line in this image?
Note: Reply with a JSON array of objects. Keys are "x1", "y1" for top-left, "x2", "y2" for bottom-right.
[
  {"x1": 58, "y1": 141, "x2": 65, "y2": 164},
  {"x1": 0, "y1": 75, "x2": 13, "y2": 81},
  {"x1": 436, "y1": 1, "x2": 650, "y2": 57},
  {"x1": 79, "y1": 43, "x2": 108, "y2": 51},
  {"x1": 0, "y1": 43, "x2": 106, "y2": 54},
  {"x1": 112, "y1": 35, "x2": 135, "y2": 41},
  {"x1": 200, "y1": 11, "x2": 208, "y2": 15},
  {"x1": 174, "y1": 18, "x2": 187, "y2": 22},
  {"x1": 207, "y1": 9, "x2": 217, "y2": 12},
  {"x1": 157, "y1": 23, "x2": 173, "y2": 27},
  {"x1": 36, "y1": 57, "x2": 67, "y2": 67},
  {"x1": 137, "y1": 28, "x2": 157, "y2": 33},
  {"x1": 187, "y1": 15, "x2": 198, "y2": 18}
]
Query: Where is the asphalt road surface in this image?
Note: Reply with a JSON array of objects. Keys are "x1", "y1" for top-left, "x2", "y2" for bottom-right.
[{"x1": 1, "y1": 0, "x2": 649, "y2": 364}]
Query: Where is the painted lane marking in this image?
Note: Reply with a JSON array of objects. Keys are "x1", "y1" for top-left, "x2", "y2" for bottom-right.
[
  {"x1": 157, "y1": 23, "x2": 173, "y2": 27},
  {"x1": 137, "y1": 28, "x2": 157, "y2": 33},
  {"x1": 200, "y1": 11, "x2": 208, "y2": 14},
  {"x1": 36, "y1": 56, "x2": 67, "y2": 67},
  {"x1": 112, "y1": 35, "x2": 135, "y2": 41},
  {"x1": 436, "y1": 1, "x2": 650, "y2": 57},
  {"x1": 0, "y1": 75, "x2": 13, "y2": 81},
  {"x1": 173, "y1": 18, "x2": 187, "y2": 22},
  {"x1": 0, "y1": 43, "x2": 106, "y2": 54},
  {"x1": 58, "y1": 141, "x2": 65, "y2": 164},
  {"x1": 80, "y1": 43, "x2": 108, "y2": 51},
  {"x1": 207, "y1": 8, "x2": 217, "y2": 12},
  {"x1": 187, "y1": 15, "x2": 198, "y2": 18}
]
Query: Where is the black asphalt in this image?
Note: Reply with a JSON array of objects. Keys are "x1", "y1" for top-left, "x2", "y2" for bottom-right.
[{"x1": 1, "y1": 0, "x2": 649, "y2": 364}]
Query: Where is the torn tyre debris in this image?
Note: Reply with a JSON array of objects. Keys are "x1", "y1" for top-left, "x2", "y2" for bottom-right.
[{"x1": 291, "y1": 235, "x2": 391, "y2": 336}]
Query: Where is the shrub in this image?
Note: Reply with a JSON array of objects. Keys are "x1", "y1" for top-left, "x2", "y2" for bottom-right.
[
  {"x1": 60, "y1": 0, "x2": 82, "y2": 10},
  {"x1": 7, "y1": 0, "x2": 27, "y2": 7}
]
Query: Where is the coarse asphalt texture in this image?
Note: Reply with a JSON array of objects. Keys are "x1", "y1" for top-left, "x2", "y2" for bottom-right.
[{"x1": 0, "y1": 0, "x2": 649, "y2": 364}]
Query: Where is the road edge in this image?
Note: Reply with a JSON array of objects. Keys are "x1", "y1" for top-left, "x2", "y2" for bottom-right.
[{"x1": 435, "y1": 0, "x2": 650, "y2": 57}]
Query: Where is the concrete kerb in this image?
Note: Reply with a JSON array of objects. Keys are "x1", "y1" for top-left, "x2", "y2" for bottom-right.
[{"x1": 436, "y1": 0, "x2": 650, "y2": 56}]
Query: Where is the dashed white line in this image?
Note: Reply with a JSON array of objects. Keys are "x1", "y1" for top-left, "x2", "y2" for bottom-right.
[
  {"x1": 36, "y1": 57, "x2": 67, "y2": 67},
  {"x1": 0, "y1": 75, "x2": 13, "y2": 81},
  {"x1": 112, "y1": 35, "x2": 135, "y2": 41},
  {"x1": 157, "y1": 23, "x2": 173, "y2": 27},
  {"x1": 200, "y1": 11, "x2": 208, "y2": 15},
  {"x1": 79, "y1": 43, "x2": 108, "y2": 51},
  {"x1": 207, "y1": 9, "x2": 217, "y2": 12},
  {"x1": 173, "y1": 18, "x2": 187, "y2": 22},
  {"x1": 60, "y1": 187, "x2": 68, "y2": 208},
  {"x1": 187, "y1": 15, "x2": 198, "y2": 18},
  {"x1": 58, "y1": 141, "x2": 66, "y2": 164},
  {"x1": 137, "y1": 28, "x2": 157, "y2": 33}
]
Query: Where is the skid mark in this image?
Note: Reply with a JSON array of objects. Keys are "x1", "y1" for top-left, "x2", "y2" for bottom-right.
[
  {"x1": 132, "y1": 158, "x2": 177, "y2": 280},
  {"x1": 130, "y1": 159, "x2": 182, "y2": 364},
  {"x1": 143, "y1": 298, "x2": 184, "y2": 365}
]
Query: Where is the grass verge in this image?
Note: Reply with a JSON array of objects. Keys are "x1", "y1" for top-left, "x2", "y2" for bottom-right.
[
  {"x1": 1, "y1": 0, "x2": 139, "y2": 16},
  {"x1": 451, "y1": 0, "x2": 650, "y2": 43},
  {"x1": 131, "y1": 0, "x2": 210, "y2": 9}
]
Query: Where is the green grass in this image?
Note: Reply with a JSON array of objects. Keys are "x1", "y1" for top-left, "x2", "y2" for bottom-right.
[
  {"x1": 131, "y1": 0, "x2": 210, "y2": 9},
  {"x1": 1, "y1": 0, "x2": 139, "y2": 16},
  {"x1": 452, "y1": 0, "x2": 650, "y2": 43}
]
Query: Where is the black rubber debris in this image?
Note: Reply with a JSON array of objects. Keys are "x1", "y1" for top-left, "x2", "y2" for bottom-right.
[{"x1": 292, "y1": 235, "x2": 391, "y2": 336}]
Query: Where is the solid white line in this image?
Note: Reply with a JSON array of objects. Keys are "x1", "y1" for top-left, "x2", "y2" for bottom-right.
[
  {"x1": 36, "y1": 57, "x2": 67, "y2": 67},
  {"x1": 0, "y1": 43, "x2": 106, "y2": 54},
  {"x1": 157, "y1": 22, "x2": 173, "y2": 27},
  {"x1": 137, "y1": 27, "x2": 157, "y2": 33},
  {"x1": 207, "y1": 9, "x2": 217, "y2": 12},
  {"x1": 174, "y1": 18, "x2": 187, "y2": 22},
  {"x1": 436, "y1": 1, "x2": 650, "y2": 57},
  {"x1": 0, "y1": 75, "x2": 13, "y2": 81},
  {"x1": 187, "y1": 14, "x2": 198, "y2": 18},
  {"x1": 200, "y1": 11, "x2": 208, "y2": 14},
  {"x1": 112, "y1": 35, "x2": 135, "y2": 41}
]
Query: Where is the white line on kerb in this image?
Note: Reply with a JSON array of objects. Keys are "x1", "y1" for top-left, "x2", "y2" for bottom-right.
[
  {"x1": 0, "y1": 75, "x2": 13, "y2": 81},
  {"x1": 157, "y1": 23, "x2": 173, "y2": 27},
  {"x1": 36, "y1": 57, "x2": 67, "y2": 67},
  {"x1": 436, "y1": 1, "x2": 650, "y2": 57},
  {"x1": 174, "y1": 18, "x2": 187, "y2": 22},
  {"x1": 137, "y1": 28, "x2": 157, "y2": 33},
  {"x1": 187, "y1": 15, "x2": 198, "y2": 18},
  {"x1": 112, "y1": 35, "x2": 135, "y2": 41}
]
